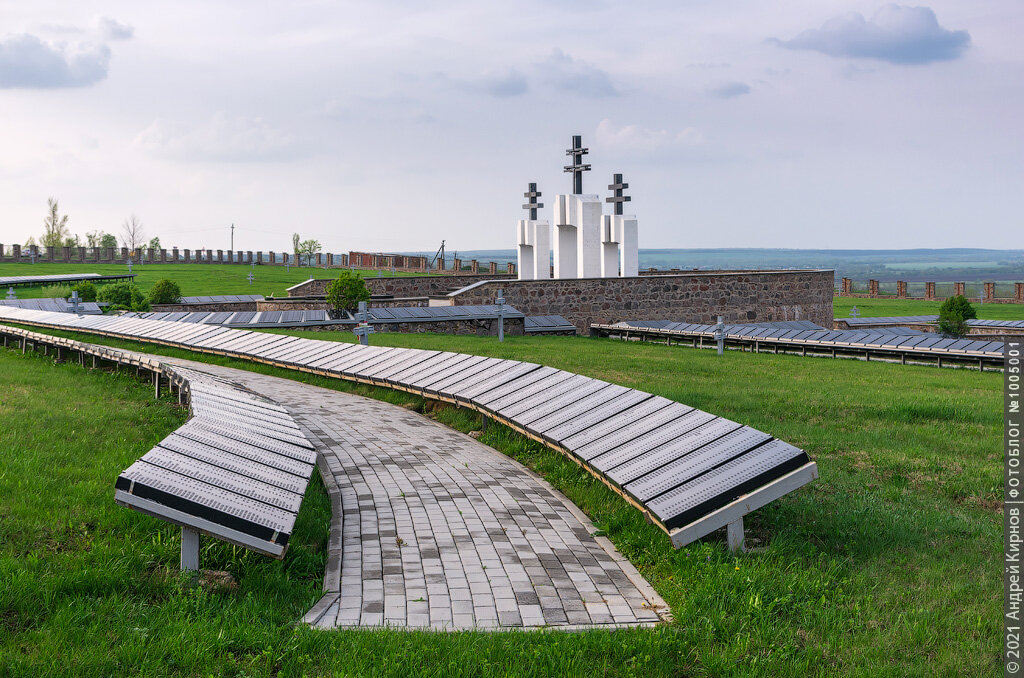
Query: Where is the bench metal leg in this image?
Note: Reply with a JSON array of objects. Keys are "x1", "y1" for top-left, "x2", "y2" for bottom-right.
[
  {"x1": 181, "y1": 526, "x2": 200, "y2": 571},
  {"x1": 727, "y1": 518, "x2": 745, "y2": 553},
  {"x1": 481, "y1": 413, "x2": 490, "y2": 432},
  {"x1": 153, "y1": 372, "x2": 161, "y2": 399}
]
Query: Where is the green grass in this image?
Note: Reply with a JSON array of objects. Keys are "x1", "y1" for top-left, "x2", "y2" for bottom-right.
[
  {"x1": 0, "y1": 262, "x2": 421, "y2": 301},
  {"x1": 834, "y1": 296, "x2": 1024, "y2": 320},
  {"x1": 0, "y1": 323, "x2": 1003, "y2": 676}
]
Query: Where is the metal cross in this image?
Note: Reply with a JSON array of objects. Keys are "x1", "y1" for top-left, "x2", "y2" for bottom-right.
[
  {"x1": 496, "y1": 289, "x2": 506, "y2": 343},
  {"x1": 522, "y1": 183, "x2": 544, "y2": 220},
  {"x1": 352, "y1": 300, "x2": 375, "y2": 346},
  {"x1": 70, "y1": 290, "x2": 80, "y2": 315},
  {"x1": 247, "y1": 271, "x2": 254, "y2": 285},
  {"x1": 563, "y1": 135, "x2": 591, "y2": 194},
  {"x1": 714, "y1": 316, "x2": 725, "y2": 356},
  {"x1": 849, "y1": 306, "x2": 861, "y2": 318},
  {"x1": 127, "y1": 259, "x2": 132, "y2": 274},
  {"x1": 606, "y1": 173, "x2": 631, "y2": 216},
  {"x1": 6, "y1": 286, "x2": 16, "y2": 300}
]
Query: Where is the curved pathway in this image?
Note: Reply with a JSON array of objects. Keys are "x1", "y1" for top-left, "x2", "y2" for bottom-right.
[{"x1": 158, "y1": 357, "x2": 669, "y2": 630}]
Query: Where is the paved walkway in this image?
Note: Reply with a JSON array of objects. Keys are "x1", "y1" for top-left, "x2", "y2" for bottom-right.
[{"x1": 160, "y1": 357, "x2": 669, "y2": 630}]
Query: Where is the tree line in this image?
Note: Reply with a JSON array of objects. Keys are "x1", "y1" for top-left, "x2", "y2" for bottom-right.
[{"x1": 24, "y1": 198, "x2": 158, "y2": 254}]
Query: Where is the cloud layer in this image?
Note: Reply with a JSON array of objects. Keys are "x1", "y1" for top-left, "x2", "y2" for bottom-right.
[
  {"x1": 134, "y1": 113, "x2": 297, "y2": 162},
  {"x1": 0, "y1": 34, "x2": 111, "y2": 88},
  {"x1": 774, "y1": 4, "x2": 970, "y2": 64}
]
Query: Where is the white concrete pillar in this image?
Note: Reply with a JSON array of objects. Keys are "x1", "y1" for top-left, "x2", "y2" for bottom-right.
[
  {"x1": 600, "y1": 214, "x2": 619, "y2": 278},
  {"x1": 516, "y1": 219, "x2": 535, "y2": 280},
  {"x1": 552, "y1": 195, "x2": 577, "y2": 279},
  {"x1": 532, "y1": 220, "x2": 551, "y2": 280},
  {"x1": 574, "y1": 195, "x2": 602, "y2": 279},
  {"x1": 617, "y1": 215, "x2": 639, "y2": 278}
]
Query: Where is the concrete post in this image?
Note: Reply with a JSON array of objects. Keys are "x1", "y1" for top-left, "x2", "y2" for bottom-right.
[
  {"x1": 868, "y1": 280, "x2": 879, "y2": 296},
  {"x1": 453, "y1": 258, "x2": 462, "y2": 272},
  {"x1": 897, "y1": 281, "x2": 907, "y2": 298},
  {"x1": 955, "y1": 282, "x2": 966, "y2": 297},
  {"x1": 841, "y1": 278, "x2": 852, "y2": 295},
  {"x1": 1016, "y1": 283, "x2": 1024, "y2": 303},
  {"x1": 180, "y1": 526, "x2": 199, "y2": 571},
  {"x1": 12, "y1": 244, "x2": 20, "y2": 259},
  {"x1": 489, "y1": 262, "x2": 497, "y2": 274},
  {"x1": 925, "y1": 282, "x2": 936, "y2": 300},
  {"x1": 985, "y1": 281, "x2": 995, "y2": 303},
  {"x1": 507, "y1": 262, "x2": 515, "y2": 275},
  {"x1": 471, "y1": 260, "x2": 479, "y2": 274}
]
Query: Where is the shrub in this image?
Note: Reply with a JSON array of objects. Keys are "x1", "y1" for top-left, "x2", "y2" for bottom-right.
[
  {"x1": 97, "y1": 281, "x2": 150, "y2": 312},
  {"x1": 39, "y1": 284, "x2": 72, "y2": 299},
  {"x1": 325, "y1": 271, "x2": 370, "y2": 316},
  {"x1": 149, "y1": 279, "x2": 182, "y2": 305},
  {"x1": 937, "y1": 294, "x2": 976, "y2": 338},
  {"x1": 69, "y1": 281, "x2": 97, "y2": 302}
]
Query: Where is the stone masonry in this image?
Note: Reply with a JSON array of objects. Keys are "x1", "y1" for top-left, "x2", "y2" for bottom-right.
[{"x1": 443, "y1": 270, "x2": 835, "y2": 334}]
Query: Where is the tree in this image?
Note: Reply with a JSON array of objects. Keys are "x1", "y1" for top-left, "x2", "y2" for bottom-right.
[
  {"x1": 63, "y1": 234, "x2": 80, "y2": 247},
  {"x1": 148, "y1": 236, "x2": 161, "y2": 251},
  {"x1": 97, "y1": 281, "x2": 150, "y2": 312},
  {"x1": 100, "y1": 233, "x2": 118, "y2": 249},
  {"x1": 42, "y1": 197, "x2": 70, "y2": 249},
  {"x1": 325, "y1": 271, "x2": 370, "y2": 316},
  {"x1": 937, "y1": 294, "x2": 977, "y2": 338},
  {"x1": 24, "y1": 236, "x2": 37, "y2": 248},
  {"x1": 297, "y1": 238, "x2": 321, "y2": 266},
  {"x1": 121, "y1": 214, "x2": 146, "y2": 254},
  {"x1": 69, "y1": 281, "x2": 98, "y2": 302},
  {"x1": 292, "y1": 232, "x2": 301, "y2": 261},
  {"x1": 85, "y1": 231, "x2": 103, "y2": 248},
  {"x1": 149, "y1": 279, "x2": 182, "y2": 304}
]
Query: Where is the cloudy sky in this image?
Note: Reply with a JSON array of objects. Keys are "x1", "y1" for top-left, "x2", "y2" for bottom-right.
[{"x1": 0, "y1": 1, "x2": 1020, "y2": 253}]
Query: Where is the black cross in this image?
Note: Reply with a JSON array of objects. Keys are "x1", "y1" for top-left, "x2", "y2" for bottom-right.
[
  {"x1": 606, "y1": 173, "x2": 631, "y2": 215},
  {"x1": 563, "y1": 135, "x2": 591, "y2": 194},
  {"x1": 522, "y1": 183, "x2": 544, "y2": 220}
]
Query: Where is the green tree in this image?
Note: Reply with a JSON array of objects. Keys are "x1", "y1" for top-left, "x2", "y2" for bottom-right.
[
  {"x1": 937, "y1": 294, "x2": 976, "y2": 338},
  {"x1": 148, "y1": 279, "x2": 182, "y2": 305},
  {"x1": 292, "y1": 232, "x2": 301, "y2": 262},
  {"x1": 325, "y1": 271, "x2": 370, "y2": 316},
  {"x1": 100, "y1": 233, "x2": 118, "y2": 249},
  {"x1": 41, "y1": 197, "x2": 70, "y2": 249},
  {"x1": 297, "y1": 238, "x2": 321, "y2": 266},
  {"x1": 68, "y1": 281, "x2": 98, "y2": 302},
  {"x1": 97, "y1": 281, "x2": 150, "y2": 312},
  {"x1": 148, "y1": 236, "x2": 161, "y2": 251}
]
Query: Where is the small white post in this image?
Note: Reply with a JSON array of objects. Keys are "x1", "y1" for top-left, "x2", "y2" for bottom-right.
[
  {"x1": 715, "y1": 316, "x2": 725, "y2": 355},
  {"x1": 497, "y1": 289, "x2": 505, "y2": 342},
  {"x1": 726, "y1": 518, "x2": 745, "y2": 553},
  {"x1": 181, "y1": 526, "x2": 200, "y2": 571}
]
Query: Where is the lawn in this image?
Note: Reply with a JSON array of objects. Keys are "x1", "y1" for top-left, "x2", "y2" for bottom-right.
[
  {"x1": 0, "y1": 262, "x2": 421, "y2": 301},
  {"x1": 834, "y1": 295, "x2": 1024, "y2": 320},
  {"x1": 0, "y1": 322, "x2": 1003, "y2": 676}
]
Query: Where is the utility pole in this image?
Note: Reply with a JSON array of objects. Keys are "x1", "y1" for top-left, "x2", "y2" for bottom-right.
[{"x1": 230, "y1": 224, "x2": 235, "y2": 260}]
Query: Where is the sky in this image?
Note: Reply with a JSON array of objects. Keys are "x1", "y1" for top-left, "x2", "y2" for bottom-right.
[{"x1": 0, "y1": 1, "x2": 1020, "y2": 254}]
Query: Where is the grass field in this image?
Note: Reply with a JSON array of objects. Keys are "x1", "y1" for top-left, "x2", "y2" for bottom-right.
[
  {"x1": 0, "y1": 322, "x2": 1003, "y2": 676},
  {"x1": 0, "y1": 262, "x2": 420, "y2": 300},
  {"x1": 833, "y1": 296, "x2": 1024, "y2": 320}
]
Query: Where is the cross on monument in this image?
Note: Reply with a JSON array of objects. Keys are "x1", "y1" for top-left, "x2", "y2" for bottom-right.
[
  {"x1": 563, "y1": 135, "x2": 591, "y2": 194},
  {"x1": 606, "y1": 173, "x2": 631, "y2": 216},
  {"x1": 247, "y1": 271, "x2": 254, "y2": 285},
  {"x1": 522, "y1": 183, "x2": 544, "y2": 220},
  {"x1": 6, "y1": 286, "x2": 16, "y2": 300},
  {"x1": 849, "y1": 306, "x2": 861, "y2": 318},
  {"x1": 352, "y1": 300, "x2": 375, "y2": 346}
]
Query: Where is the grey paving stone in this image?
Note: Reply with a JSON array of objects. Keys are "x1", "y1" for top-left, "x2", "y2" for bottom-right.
[{"x1": 154, "y1": 356, "x2": 669, "y2": 631}]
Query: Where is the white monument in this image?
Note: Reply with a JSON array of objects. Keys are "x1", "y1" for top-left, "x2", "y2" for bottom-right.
[
  {"x1": 516, "y1": 183, "x2": 550, "y2": 280},
  {"x1": 518, "y1": 136, "x2": 639, "y2": 281}
]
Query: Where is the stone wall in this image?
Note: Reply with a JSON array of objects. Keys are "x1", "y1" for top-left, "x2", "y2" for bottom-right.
[
  {"x1": 287, "y1": 274, "x2": 517, "y2": 298},
  {"x1": 292, "y1": 317, "x2": 525, "y2": 336},
  {"x1": 255, "y1": 298, "x2": 429, "y2": 312},
  {"x1": 444, "y1": 270, "x2": 835, "y2": 334},
  {"x1": 152, "y1": 301, "x2": 259, "y2": 313}
]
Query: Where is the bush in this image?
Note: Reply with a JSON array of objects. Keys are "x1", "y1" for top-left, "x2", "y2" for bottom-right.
[
  {"x1": 325, "y1": 271, "x2": 370, "y2": 316},
  {"x1": 149, "y1": 279, "x2": 182, "y2": 305},
  {"x1": 97, "y1": 281, "x2": 150, "y2": 312},
  {"x1": 937, "y1": 294, "x2": 976, "y2": 338},
  {"x1": 39, "y1": 284, "x2": 72, "y2": 299},
  {"x1": 68, "y1": 281, "x2": 97, "y2": 302}
]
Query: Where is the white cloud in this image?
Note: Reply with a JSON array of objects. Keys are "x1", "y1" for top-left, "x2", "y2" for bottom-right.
[
  {"x1": 134, "y1": 113, "x2": 298, "y2": 162},
  {"x1": 595, "y1": 119, "x2": 705, "y2": 153},
  {"x1": 538, "y1": 49, "x2": 617, "y2": 97},
  {"x1": 772, "y1": 4, "x2": 970, "y2": 64},
  {"x1": 96, "y1": 17, "x2": 134, "y2": 41},
  {"x1": 707, "y1": 81, "x2": 751, "y2": 99},
  {"x1": 0, "y1": 34, "x2": 110, "y2": 88}
]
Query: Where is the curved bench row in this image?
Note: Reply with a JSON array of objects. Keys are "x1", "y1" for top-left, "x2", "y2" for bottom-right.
[
  {"x1": 0, "y1": 306, "x2": 817, "y2": 549},
  {"x1": 0, "y1": 322, "x2": 317, "y2": 567}
]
